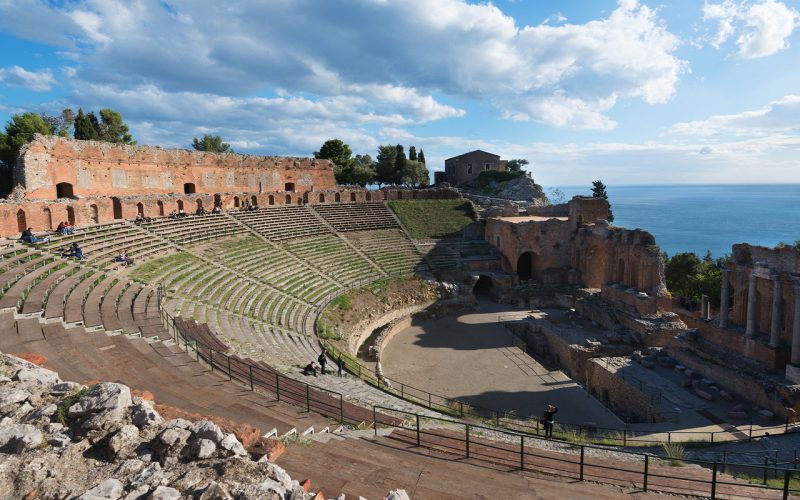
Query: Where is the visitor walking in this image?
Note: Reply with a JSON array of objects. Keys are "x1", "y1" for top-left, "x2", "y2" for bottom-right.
[
  {"x1": 318, "y1": 351, "x2": 327, "y2": 375},
  {"x1": 337, "y1": 355, "x2": 344, "y2": 377},
  {"x1": 542, "y1": 403, "x2": 558, "y2": 439}
]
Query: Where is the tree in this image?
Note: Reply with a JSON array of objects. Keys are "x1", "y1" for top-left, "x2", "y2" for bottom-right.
[
  {"x1": 394, "y1": 144, "x2": 406, "y2": 185},
  {"x1": 41, "y1": 109, "x2": 75, "y2": 138},
  {"x1": 375, "y1": 144, "x2": 396, "y2": 187},
  {"x1": 315, "y1": 139, "x2": 354, "y2": 184},
  {"x1": 547, "y1": 188, "x2": 566, "y2": 204},
  {"x1": 507, "y1": 158, "x2": 529, "y2": 172},
  {"x1": 417, "y1": 149, "x2": 426, "y2": 164},
  {"x1": 0, "y1": 112, "x2": 56, "y2": 194},
  {"x1": 192, "y1": 134, "x2": 232, "y2": 153},
  {"x1": 98, "y1": 109, "x2": 135, "y2": 144},
  {"x1": 73, "y1": 109, "x2": 100, "y2": 141},
  {"x1": 351, "y1": 154, "x2": 376, "y2": 187},
  {"x1": 591, "y1": 179, "x2": 614, "y2": 222},
  {"x1": 408, "y1": 145, "x2": 417, "y2": 161},
  {"x1": 663, "y1": 251, "x2": 726, "y2": 304}
]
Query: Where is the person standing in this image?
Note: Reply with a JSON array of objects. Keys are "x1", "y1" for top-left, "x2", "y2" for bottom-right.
[
  {"x1": 318, "y1": 351, "x2": 327, "y2": 375},
  {"x1": 542, "y1": 404, "x2": 558, "y2": 439},
  {"x1": 337, "y1": 355, "x2": 344, "y2": 377}
]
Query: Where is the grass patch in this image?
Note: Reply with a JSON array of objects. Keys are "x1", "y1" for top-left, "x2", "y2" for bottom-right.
[
  {"x1": 130, "y1": 252, "x2": 199, "y2": 283},
  {"x1": 56, "y1": 387, "x2": 88, "y2": 425},
  {"x1": 389, "y1": 200, "x2": 476, "y2": 239},
  {"x1": 661, "y1": 442, "x2": 686, "y2": 466}
]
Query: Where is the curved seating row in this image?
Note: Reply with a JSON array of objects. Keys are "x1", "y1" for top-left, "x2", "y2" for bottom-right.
[{"x1": 311, "y1": 202, "x2": 399, "y2": 232}]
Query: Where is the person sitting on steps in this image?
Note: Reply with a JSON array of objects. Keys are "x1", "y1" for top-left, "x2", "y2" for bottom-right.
[{"x1": 303, "y1": 362, "x2": 319, "y2": 377}]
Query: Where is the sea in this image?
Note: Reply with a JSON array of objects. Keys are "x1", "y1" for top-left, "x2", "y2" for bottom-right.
[{"x1": 554, "y1": 184, "x2": 800, "y2": 259}]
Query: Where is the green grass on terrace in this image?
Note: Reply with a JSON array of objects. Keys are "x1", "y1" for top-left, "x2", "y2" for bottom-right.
[
  {"x1": 388, "y1": 199, "x2": 476, "y2": 239},
  {"x1": 130, "y1": 252, "x2": 200, "y2": 284}
]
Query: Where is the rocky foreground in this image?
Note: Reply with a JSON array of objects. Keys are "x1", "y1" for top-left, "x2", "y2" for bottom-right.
[{"x1": 0, "y1": 352, "x2": 408, "y2": 499}]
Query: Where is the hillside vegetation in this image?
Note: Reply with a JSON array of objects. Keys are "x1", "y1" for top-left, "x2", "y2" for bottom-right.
[{"x1": 388, "y1": 199, "x2": 476, "y2": 239}]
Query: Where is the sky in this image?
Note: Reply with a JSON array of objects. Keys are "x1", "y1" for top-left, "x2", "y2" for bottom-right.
[{"x1": 0, "y1": 0, "x2": 799, "y2": 187}]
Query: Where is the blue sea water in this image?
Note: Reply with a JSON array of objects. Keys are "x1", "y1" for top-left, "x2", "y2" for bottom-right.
[{"x1": 555, "y1": 185, "x2": 800, "y2": 258}]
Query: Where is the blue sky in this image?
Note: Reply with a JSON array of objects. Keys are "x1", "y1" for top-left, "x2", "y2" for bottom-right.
[{"x1": 1, "y1": 0, "x2": 799, "y2": 187}]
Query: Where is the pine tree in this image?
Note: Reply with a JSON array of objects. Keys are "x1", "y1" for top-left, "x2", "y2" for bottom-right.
[
  {"x1": 591, "y1": 179, "x2": 614, "y2": 223},
  {"x1": 375, "y1": 145, "x2": 396, "y2": 187},
  {"x1": 408, "y1": 145, "x2": 417, "y2": 161},
  {"x1": 417, "y1": 149, "x2": 426, "y2": 164},
  {"x1": 73, "y1": 109, "x2": 100, "y2": 141}
]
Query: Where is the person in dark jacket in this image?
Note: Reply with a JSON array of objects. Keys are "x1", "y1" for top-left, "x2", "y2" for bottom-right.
[
  {"x1": 318, "y1": 351, "x2": 327, "y2": 375},
  {"x1": 337, "y1": 355, "x2": 344, "y2": 377},
  {"x1": 543, "y1": 404, "x2": 558, "y2": 439}
]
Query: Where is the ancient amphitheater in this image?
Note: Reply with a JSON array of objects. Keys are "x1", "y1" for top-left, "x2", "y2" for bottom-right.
[{"x1": 1, "y1": 135, "x2": 799, "y2": 499}]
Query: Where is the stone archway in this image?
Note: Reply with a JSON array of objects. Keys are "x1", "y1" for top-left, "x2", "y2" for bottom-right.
[
  {"x1": 16, "y1": 209, "x2": 27, "y2": 233},
  {"x1": 56, "y1": 182, "x2": 74, "y2": 199},
  {"x1": 268, "y1": 195, "x2": 275, "y2": 205},
  {"x1": 43, "y1": 208, "x2": 53, "y2": 230},
  {"x1": 157, "y1": 201, "x2": 164, "y2": 216},
  {"x1": 517, "y1": 251, "x2": 536, "y2": 281},
  {"x1": 90, "y1": 204, "x2": 99, "y2": 224},
  {"x1": 112, "y1": 198, "x2": 123, "y2": 220},
  {"x1": 350, "y1": 192, "x2": 356, "y2": 202},
  {"x1": 66, "y1": 206, "x2": 76, "y2": 225},
  {"x1": 136, "y1": 202, "x2": 145, "y2": 217},
  {"x1": 473, "y1": 275, "x2": 494, "y2": 296},
  {"x1": 319, "y1": 193, "x2": 326, "y2": 203},
  {"x1": 285, "y1": 194, "x2": 292, "y2": 204}
]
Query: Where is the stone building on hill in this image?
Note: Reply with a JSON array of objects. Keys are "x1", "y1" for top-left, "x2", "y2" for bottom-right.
[{"x1": 437, "y1": 150, "x2": 508, "y2": 187}]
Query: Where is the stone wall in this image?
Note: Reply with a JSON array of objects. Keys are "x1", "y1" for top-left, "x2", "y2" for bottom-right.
[
  {"x1": 15, "y1": 135, "x2": 336, "y2": 200},
  {"x1": 586, "y1": 358, "x2": 660, "y2": 422}
]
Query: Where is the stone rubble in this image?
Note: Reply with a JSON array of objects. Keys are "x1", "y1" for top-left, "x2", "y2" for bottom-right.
[{"x1": 0, "y1": 351, "x2": 410, "y2": 500}]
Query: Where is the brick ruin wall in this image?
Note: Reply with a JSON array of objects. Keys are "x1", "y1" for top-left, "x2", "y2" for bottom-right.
[
  {"x1": 486, "y1": 196, "x2": 667, "y2": 296},
  {"x1": 0, "y1": 135, "x2": 459, "y2": 237}
]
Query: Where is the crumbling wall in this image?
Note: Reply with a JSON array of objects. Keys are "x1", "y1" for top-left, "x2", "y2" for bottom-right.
[{"x1": 16, "y1": 135, "x2": 337, "y2": 199}]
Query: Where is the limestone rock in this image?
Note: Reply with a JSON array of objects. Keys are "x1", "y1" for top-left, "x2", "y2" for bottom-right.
[
  {"x1": 0, "y1": 387, "x2": 31, "y2": 407},
  {"x1": 13, "y1": 365, "x2": 60, "y2": 387},
  {"x1": 0, "y1": 423, "x2": 43, "y2": 452},
  {"x1": 148, "y1": 485, "x2": 181, "y2": 500},
  {"x1": 77, "y1": 478, "x2": 124, "y2": 500},
  {"x1": 131, "y1": 400, "x2": 162, "y2": 429},
  {"x1": 191, "y1": 420, "x2": 225, "y2": 444},
  {"x1": 193, "y1": 438, "x2": 216, "y2": 459},
  {"x1": 157, "y1": 427, "x2": 191, "y2": 457},
  {"x1": 200, "y1": 481, "x2": 232, "y2": 500},
  {"x1": 109, "y1": 424, "x2": 140, "y2": 459},
  {"x1": 68, "y1": 382, "x2": 132, "y2": 418},
  {"x1": 385, "y1": 490, "x2": 411, "y2": 500},
  {"x1": 130, "y1": 462, "x2": 164, "y2": 489},
  {"x1": 49, "y1": 381, "x2": 82, "y2": 395},
  {"x1": 219, "y1": 433, "x2": 246, "y2": 456}
]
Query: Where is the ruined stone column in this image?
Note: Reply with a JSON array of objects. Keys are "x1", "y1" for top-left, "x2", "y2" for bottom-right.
[
  {"x1": 746, "y1": 273, "x2": 758, "y2": 338},
  {"x1": 770, "y1": 279, "x2": 783, "y2": 347},
  {"x1": 701, "y1": 295, "x2": 709, "y2": 320},
  {"x1": 791, "y1": 287, "x2": 800, "y2": 365},
  {"x1": 719, "y1": 269, "x2": 730, "y2": 328}
]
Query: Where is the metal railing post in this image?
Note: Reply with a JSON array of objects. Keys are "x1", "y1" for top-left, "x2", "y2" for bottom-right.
[
  {"x1": 373, "y1": 407, "x2": 378, "y2": 436},
  {"x1": 305, "y1": 384, "x2": 310, "y2": 412},
  {"x1": 711, "y1": 462, "x2": 718, "y2": 499},
  {"x1": 623, "y1": 429, "x2": 627, "y2": 446},
  {"x1": 520, "y1": 435, "x2": 524, "y2": 470},
  {"x1": 466, "y1": 424, "x2": 470, "y2": 459},
  {"x1": 643, "y1": 455, "x2": 649, "y2": 491},
  {"x1": 227, "y1": 356, "x2": 231, "y2": 380},
  {"x1": 209, "y1": 348, "x2": 213, "y2": 371},
  {"x1": 783, "y1": 469, "x2": 790, "y2": 500},
  {"x1": 580, "y1": 445, "x2": 585, "y2": 481},
  {"x1": 764, "y1": 456, "x2": 769, "y2": 485},
  {"x1": 249, "y1": 365, "x2": 253, "y2": 390},
  {"x1": 276, "y1": 372, "x2": 280, "y2": 401},
  {"x1": 416, "y1": 415, "x2": 420, "y2": 447},
  {"x1": 339, "y1": 394, "x2": 344, "y2": 424}
]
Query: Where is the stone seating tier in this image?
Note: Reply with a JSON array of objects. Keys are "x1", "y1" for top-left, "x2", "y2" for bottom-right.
[
  {"x1": 230, "y1": 206, "x2": 331, "y2": 241},
  {"x1": 311, "y1": 202, "x2": 400, "y2": 232}
]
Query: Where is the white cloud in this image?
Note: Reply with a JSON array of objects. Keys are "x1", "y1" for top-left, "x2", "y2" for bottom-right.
[
  {"x1": 0, "y1": 65, "x2": 57, "y2": 91},
  {"x1": 669, "y1": 95, "x2": 800, "y2": 136},
  {"x1": 0, "y1": 0, "x2": 686, "y2": 131},
  {"x1": 703, "y1": 0, "x2": 799, "y2": 58}
]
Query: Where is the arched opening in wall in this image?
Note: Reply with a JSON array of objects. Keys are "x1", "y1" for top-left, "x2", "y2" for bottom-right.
[
  {"x1": 334, "y1": 192, "x2": 341, "y2": 203},
  {"x1": 177, "y1": 200, "x2": 184, "y2": 212},
  {"x1": 66, "y1": 206, "x2": 76, "y2": 226},
  {"x1": 16, "y1": 209, "x2": 27, "y2": 233},
  {"x1": 42, "y1": 208, "x2": 52, "y2": 230},
  {"x1": 136, "y1": 203, "x2": 144, "y2": 217},
  {"x1": 258, "y1": 182, "x2": 263, "y2": 194},
  {"x1": 157, "y1": 201, "x2": 164, "y2": 216},
  {"x1": 297, "y1": 197, "x2": 303, "y2": 205},
  {"x1": 196, "y1": 199, "x2": 203, "y2": 211},
  {"x1": 517, "y1": 252, "x2": 536, "y2": 281},
  {"x1": 233, "y1": 197, "x2": 240, "y2": 208},
  {"x1": 303, "y1": 192, "x2": 309, "y2": 204},
  {"x1": 268, "y1": 195, "x2": 275, "y2": 205},
  {"x1": 350, "y1": 192, "x2": 356, "y2": 202},
  {"x1": 55, "y1": 182, "x2": 74, "y2": 199},
  {"x1": 366, "y1": 192, "x2": 372, "y2": 201},
  {"x1": 319, "y1": 193, "x2": 325, "y2": 203},
  {"x1": 183, "y1": 183, "x2": 196, "y2": 194},
  {"x1": 112, "y1": 198, "x2": 123, "y2": 220},
  {"x1": 214, "y1": 193, "x2": 221, "y2": 207},
  {"x1": 251, "y1": 195, "x2": 258, "y2": 206},
  {"x1": 617, "y1": 259, "x2": 626, "y2": 284},
  {"x1": 473, "y1": 275, "x2": 493, "y2": 296},
  {"x1": 90, "y1": 204, "x2": 99, "y2": 224},
  {"x1": 285, "y1": 194, "x2": 291, "y2": 204},
  {"x1": 285, "y1": 182, "x2": 295, "y2": 192}
]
